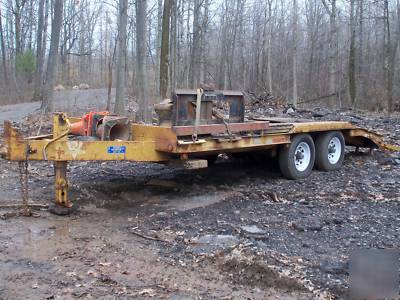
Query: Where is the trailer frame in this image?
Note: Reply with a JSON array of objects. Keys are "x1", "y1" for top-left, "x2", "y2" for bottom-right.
[{"x1": 1, "y1": 110, "x2": 399, "y2": 210}]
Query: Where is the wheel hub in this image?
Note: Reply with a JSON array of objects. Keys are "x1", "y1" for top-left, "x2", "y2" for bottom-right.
[
  {"x1": 327, "y1": 137, "x2": 342, "y2": 164},
  {"x1": 294, "y1": 142, "x2": 311, "y2": 172}
]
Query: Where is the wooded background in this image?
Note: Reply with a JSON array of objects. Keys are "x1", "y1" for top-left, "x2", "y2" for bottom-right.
[{"x1": 0, "y1": 0, "x2": 399, "y2": 118}]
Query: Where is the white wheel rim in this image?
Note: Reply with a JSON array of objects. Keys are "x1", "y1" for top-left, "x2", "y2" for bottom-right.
[
  {"x1": 294, "y1": 142, "x2": 311, "y2": 172},
  {"x1": 328, "y1": 137, "x2": 342, "y2": 164}
]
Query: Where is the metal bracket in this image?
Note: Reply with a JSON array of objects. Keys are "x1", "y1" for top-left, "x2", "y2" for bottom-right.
[{"x1": 193, "y1": 88, "x2": 203, "y2": 141}]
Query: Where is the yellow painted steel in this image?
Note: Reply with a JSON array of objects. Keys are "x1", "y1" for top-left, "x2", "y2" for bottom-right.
[
  {"x1": 290, "y1": 121, "x2": 356, "y2": 133},
  {"x1": 54, "y1": 161, "x2": 70, "y2": 207},
  {"x1": 31, "y1": 140, "x2": 168, "y2": 161},
  {"x1": 2, "y1": 116, "x2": 169, "y2": 162},
  {"x1": 168, "y1": 135, "x2": 291, "y2": 154}
]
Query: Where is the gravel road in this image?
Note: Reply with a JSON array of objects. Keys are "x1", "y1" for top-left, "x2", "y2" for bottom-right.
[{"x1": 0, "y1": 89, "x2": 115, "y2": 123}]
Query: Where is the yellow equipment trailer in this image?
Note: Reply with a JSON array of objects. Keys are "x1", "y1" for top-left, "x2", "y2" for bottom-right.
[{"x1": 1, "y1": 89, "x2": 399, "y2": 213}]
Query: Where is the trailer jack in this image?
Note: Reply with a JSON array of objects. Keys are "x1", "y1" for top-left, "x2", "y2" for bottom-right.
[{"x1": 54, "y1": 161, "x2": 70, "y2": 208}]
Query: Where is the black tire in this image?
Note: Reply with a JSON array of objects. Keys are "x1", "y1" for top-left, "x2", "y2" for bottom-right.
[
  {"x1": 315, "y1": 131, "x2": 345, "y2": 171},
  {"x1": 279, "y1": 134, "x2": 315, "y2": 180}
]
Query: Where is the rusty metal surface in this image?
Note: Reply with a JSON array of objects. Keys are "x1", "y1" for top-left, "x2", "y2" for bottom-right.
[
  {"x1": 159, "y1": 135, "x2": 292, "y2": 155},
  {"x1": 54, "y1": 161, "x2": 71, "y2": 207},
  {"x1": 96, "y1": 116, "x2": 130, "y2": 141},
  {"x1": 346, "y1": 129, "x2": 400, "y2": 151},
  {"x1": 172, "y1": 89, "x2": 245, "y2": 126},
  {"x1": 172, "y1": 121, "x2": 270, "y2": 136},
  {"x1": 290, "y1": 121, "x2": 357, "y2": 133}
]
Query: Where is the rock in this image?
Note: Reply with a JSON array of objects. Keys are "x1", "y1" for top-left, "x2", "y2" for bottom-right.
[
  {"x1": 285, "y1": 107, "x2": 295, "y2": 114},
  {"x1": 319, "y1": 260, "x2": 348, "y2": 275},
  {"x1": 78, "y1": 83, "x2": 90, "y2": 90},
  {"x1": 54, "y1": 84, "x2": 65, "y2": 91},
  {"x1": 331, "y1": 217, "x2": 344, "y2": 225},
  {"x1": 241, "y1": 225, "x2": 266, "y2": 235},
  {"x1": 292, "y1": 217, "x2": 324, "y2": 232},
  {"x1": 192, "y1": 235, "x2": 239, "y2": 254}
]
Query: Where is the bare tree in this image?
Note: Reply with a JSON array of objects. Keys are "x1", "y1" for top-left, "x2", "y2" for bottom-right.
[
  {"x1": 292, "y1": 0, "x2": 298, "y2": 107},
  {"x1": 348, "y1": 0, "x2": 357, "y2": 108},
  {"x1": 33, "y1": 0, "x2": 46, "y2": 101},
  {"x1": 114, "y1": 0, "x2": 128, "y2": 115},
  {"x1": 0, "y1": 8, "x2": 9, "y2": 87},
  {"x1": 136, "y1": 0, "x2": 148, "y2": 121},
  {"x1": 13, "y1": 0, "x2": 27, "y2": 56},
  {"x1": 160, "y1": 0, "x2": 171, "y2": 99},
  {"x1": 383, "y1": 0, "x2": 399, "y2": 112},
  {"x1": 41, "y1": 0, "x2": 63, "y2": 113},
  {"x1": 155, "y1": 0, "x2": 163, "y2": 95},
  {"x1": 267, "y1": 0, "x2": 273, "y2": 94},
  {"x1": 322, "y1": 0, "x2": 338, "y2": 106},
  {"x1": 189, "y1": 0, "x2": 201, "y2": 87}
]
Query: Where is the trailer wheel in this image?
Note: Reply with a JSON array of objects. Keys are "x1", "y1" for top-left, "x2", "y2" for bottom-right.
[
  {"x1": 315, "y1": 131, "x2": 345, "y2": 171},
  {"x1": 279, "y1": 134, "x2": 315, "y2": 180}
]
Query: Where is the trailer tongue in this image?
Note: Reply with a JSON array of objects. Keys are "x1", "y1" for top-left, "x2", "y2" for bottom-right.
[{"x1": 1, "y1": 89, "x2": 399, "y2": 213}]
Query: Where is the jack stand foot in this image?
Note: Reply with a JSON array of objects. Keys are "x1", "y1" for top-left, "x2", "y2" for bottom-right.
[{"x1": 49, "y1": 203, "x2": 78, "y2": 216}]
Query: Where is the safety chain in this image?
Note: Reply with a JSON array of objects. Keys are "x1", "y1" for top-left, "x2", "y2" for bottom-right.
[{"x1": 18, "y1": 158, "x2": 31, "y2": 216}]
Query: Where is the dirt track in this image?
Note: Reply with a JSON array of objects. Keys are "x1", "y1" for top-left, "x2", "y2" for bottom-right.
[
  {"x1": 0, "y1": 89, "x2": 114, "y2": 123},
  {"x1": 0, "y1": 93, "x2": 399, "y2": 299}
]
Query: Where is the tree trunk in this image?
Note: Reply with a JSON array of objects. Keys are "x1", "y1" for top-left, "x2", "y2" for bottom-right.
[
  {"x1": 292, "y1": 0, "x2": 298, "y2": 107},
  {"x1": 79, "y1": 0, "x2": 86, "y2": 81},
  {"x1": 348, "y1": 0, "x2": 357, "y2": 108},
  {"x1": 41, "y1": 0, "x2": 63, "y2": 113},
  {"x1": 14, "y1": 0, "x2": 23, "y2": 56},
  {"x1": 200, "y1": 0, "x2": 209, "y2": 84},
  {"x1": 383, "y1": 0, "x2": 399, "y2": 113},
  {"x1": 169, "y1": 0, "x2": 178, "y2": 92},
  {"x1": 136, "y1": 0, "x2": 149, "y2": 121},
  {"x1": 155, "y1": 0, "x2": 163, "y2": 95},
  {"x1": 357, "y1": 0, "x2": 364, "y2": 99},
  {"x1": 33, "y1": 0, "x2": 45, "y2": 101},
  {"x1": 160, "y1": 0, "x2": 171, "y2": 99},
  {"x1": 267, "y1": 0, "x2": 273, "y2": 94},
  {"x1": 190, "y1": 0, "x2": 201, "y2": 88},
  {"x1": 0, "y1": 8, "x2": 9, "y2": 87},
  {"x1": 322, "y1": 0, "x2": 338, "y2": 106},
  {"x1": 114, "y1": 0, "x2": 128, "y2": 115}
]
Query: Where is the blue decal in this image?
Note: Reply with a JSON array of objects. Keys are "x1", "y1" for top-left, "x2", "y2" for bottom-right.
[{"x1": 108, "y1": 146, "x2": 126, "y2": 154}]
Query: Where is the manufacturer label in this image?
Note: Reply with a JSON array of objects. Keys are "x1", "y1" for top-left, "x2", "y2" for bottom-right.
[{"x1": 107, "y1": 146, "x2": 126, "y2": 154}]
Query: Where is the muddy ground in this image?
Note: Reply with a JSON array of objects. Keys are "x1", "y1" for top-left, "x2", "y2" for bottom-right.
[{"x1": 0, "y1": 94, "x2": 399, "y2": 299}]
